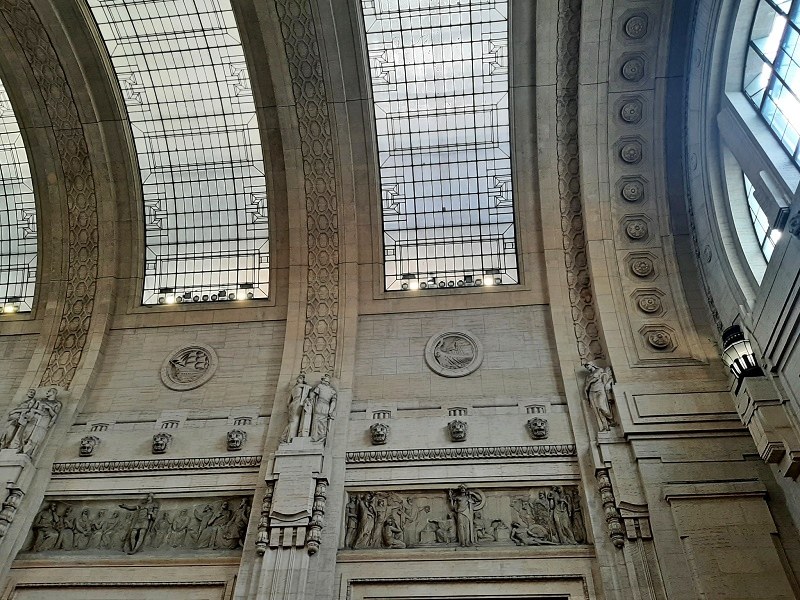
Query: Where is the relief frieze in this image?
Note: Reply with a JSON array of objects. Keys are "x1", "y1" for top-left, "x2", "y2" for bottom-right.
[
  {"x1": 343, "y1": 485, "x2": 586, "y2": 550},
  {"x1": 21, "y1": 494, "x2": 252, "y2": 555}
]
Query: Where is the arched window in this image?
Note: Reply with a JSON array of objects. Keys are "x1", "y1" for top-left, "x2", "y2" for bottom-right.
[
  {"x1": 361, "y1": 0, "x2": 518, "y2": 291},
  {"x1": 87, "y1": 0, "x2": 269, "y2": 305},
  {"x1": 743, "y1": 0, "x2": 800, "y2": 166},
  {"x1": 0, "y1": 77, "x2": 36, "y2": 313}
]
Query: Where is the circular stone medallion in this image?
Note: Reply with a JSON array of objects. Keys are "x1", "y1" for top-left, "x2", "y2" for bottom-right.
[
  {"x1": 160, "y1": 344, "x2": 218, "y2": 391},
  {"x1": 425, "y1": 331, "x2": 483, "y2": 378}
]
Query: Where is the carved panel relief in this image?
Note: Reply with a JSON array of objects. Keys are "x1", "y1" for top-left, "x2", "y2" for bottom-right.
[
  {"x1": 22, "y1": 495, "x2": 252, "y2": 555},
  {"x1": 343, "y1": 485, "x2": 586, "y2": 550},
  {"x1": 160, "y1": 345, "x2": 218, "y2": 391},
  {"x1": 424, "y1": 331, "x2": 483, "y2": 378}
]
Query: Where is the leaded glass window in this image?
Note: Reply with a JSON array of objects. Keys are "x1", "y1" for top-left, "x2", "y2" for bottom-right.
[
  {"x1": 744, "y1": 0, "x2": 800, "y2": 165},
  {"x1": 361, "y1": 0, "x2": 518, "y2": 291},
  {"x1": 86, "y1": 0, "x2": 269, "y2": 305},
  {"x1": 0, "y1": 78, "x2": 36, "y2": 313},
  {"x1": 744, "y1": 174, "x2": 781, "y2": 262}
]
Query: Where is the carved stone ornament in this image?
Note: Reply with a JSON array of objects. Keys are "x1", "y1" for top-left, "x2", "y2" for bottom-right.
[
  {"x1": 620, "y1": 100, "x2": 643, "y2": 123},
  {"x1": 343, "y1": 484, "x2": 587, "y2": 550},
  {"x1": 226, "y1": 429, "x2": 247, "y2": 452},
  {"x1": 152, "y1": 432, "x2": 172, "y2": 455},
  {"x1": 447, "y1": 419, "x2": 468, "y2": 442},
  {"x1": 619, "y1": 141, "x2": 643, "y2": 164},
  {"x1": 597, "y1": 469, "x2": 625, "y2": 548},
  {"x1": 79, "y1": 435, "x2": 101, "y2": 457},
  {"x1": 0, "y1": 387, "x2": 63, "y2": 457},
  {"x1": 425, "y1": 331, "x2": 483, "y2": 378},
  {"x1": 160, "y1": 344, "x2": 218, "y2": 391},
  {"x1": 23, "y1": 494, "x2": 252, "y2": 555},
  {"x1": 630, "y1": 257, "x2": 654, "y2": 278},
  {"x1": 280, "y1": 373, "x2": 337, "y2": 444},
  {"x1": 526, "y1": 417, "x2": 549, "y2": 440},
  {"x1": 637, "y1": 294, "x2": 662, "y2": 314},
  {"x1": 621, "y1": 57, "x2": 645, "y2": 81},
  {"x1": 788, "y1": 213, "x2": 800, "y2": 238},
  {"x1": 621, "y1": 178, "x2": 645, "y2": 202},
  {"x1": 0, "y1": 487, "x2": 24, "y2": 539},
  {"x1": 625, "y1": 220, "x2": 648, "y2": 240},
  {"x1": 646, "y1": 330, "x2": 673, "y2": 350},
  {"x1": 583, "y1": 362, "x2": 615, "y2": 432},
  {"x1": 624, "y1": 15, "x2": 649, "y2": 39},
  {"x1": 370, "y1": 422, "x2": 390, "y2": 446}
]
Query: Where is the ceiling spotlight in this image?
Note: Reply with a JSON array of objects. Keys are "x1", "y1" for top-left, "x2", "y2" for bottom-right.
[
  {"x1": 175, "y1": 296, "x2": 184, "y2": 303},
  {"x1": 438, "y1": 281, "x2": 446, "y2": 288},
  {"x1": 494, "y1": 277, "x2": 502, "y2": 286},
  {"x1": 193, "y1": 295, "x2": 200, "y2": 302},
  {"x1": 228, "y1": 293, "x2": 235, "y2": 300},
  {"x1": 420, "y1": 281, "x2": 428, "y2": 289},
  {"x1": 474, "y1": 278, "x2": 483, "y2": 286},
  {"x1": 457, "y1": 280, "x2": 464, "y2": 287},
  {"x1": 447, "y1": 281, "x2": 455, "y2": 287},
  {"x1": 157, "y1": 296, "x2": 166, "y2": 304},
  {"x1": 165, "y1": 294, "x2": 176, "y2": 304},
  {"x1": 401, "y1": 282, "x2": 409, "y2": 290},
  {"x1": 202, "y1": 294, "x2": 209, "y2": 302},
  {"x1": 247, "y1": 292, "x2": 254, "y2": 299},
  {"x1": 484, "y1": 277, "x2": 494, "y2": 287},
  {"x1": 211, "y1": 294, "x2": 218, "y2": 301}
]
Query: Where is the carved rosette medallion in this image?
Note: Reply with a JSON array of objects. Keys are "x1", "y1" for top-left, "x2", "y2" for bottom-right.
[
  {"x1": 621, "y1": 57, "x2": 645, "y2": 81},
  {"x1": 620, "y1": 100, "x2": 643, "y2": 123},
  {"x1": 624, "y1": 15, "x2": 648, "y2": 39},
  {"x1": 621, "y1": 179, "x2": 645, "y2": 202},
  {"x1": 160, "y1": 344, "x2": 218, "y2": 391},
  {"x1": 619, "y1": 141, "x2": 643, "y2": 164},
  {"x1": 425, "y1": 331, "x2": 483, "y2": 378},
  {"x1": 646, "y1": 330, "x2": 673, "y2": 350},
  {"x1": 637, "y1": 295, "x2": 662, "y2": 314},
  {"x1": 630, "y1": 258, "x2": 654, "y2": 278},
  {"x1": 625, "y1": 220, "x2": 648, "y2": 240}
]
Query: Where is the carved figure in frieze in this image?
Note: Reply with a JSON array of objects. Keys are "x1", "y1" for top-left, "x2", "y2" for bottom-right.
[
  {"x1": 56, "y1": 505, "x2": 75, "y2": 550},
  {"x1": 150, "y1": 512, "x2": 172, "y2": 548},
  {"x1": 152, "y1": 432, "x2": 172, "y2": 454},
  {"x1": 391, "y1": 496, "x2": 430, "y2": 547},
  {"x1": 0, "y1": 388, "x2": 35, "y2": 450},
  {"x1": 571, "y1": 490, "x2": 586, "y2": 544},
  {"x1": 218, "y1": 498, "x2": 250, "y2": 550},
  {"x1": 281, "y1": 373, "x2": 312, "y2": 443},
  {"x1": 551, "y1": 486, "x2": 577, "y2": 544},
  {"x1": 79, "y1": 435, "x2": 100, "y2": 457},
  {"x1": 169, "y1": 509, "x2": 191, "y2": 547},
  {"x1": 202, "y1": 501, "x2": 232, "y2": 549},
  {"x1": 381, "y1": 516, "x2": 406, "y2": 548},
  {"x1": 370, "y1": 495, "x2": 389, "y2": 547},
  {"x1": 101, "y1": 510, "x2": 125, "y2": 550},
  {"x1": 119, "y1": 493, "x2": 160, "y2": 554},
  {"x1": 310, "y1": 373, "x2": 337, "y2": 443},
  {"x1": 526, "y1": 417, "x2": 548, "y2": 440},
  {"x1": 369, "y1": 422, "x2": 389, "y2": 445},
  {"x1": 582, "y1": 361, "x2": 615, "y2": 432},
  {"x1": 447, "y1": 419, "x2": 468, "y2": 442},
  {"x1": 32, "y1": 503, "x2": 59, "y2": 552},
  {"x1": 226, "y1": 429, "x2": 247, "y2": 451},
  {"x1": 193, "y1": 504, "x2": 215, "y2": 546},
  {"x1": 510, "y1": 521, "x2": 557, "y2": 546},
  {"x1": 344, "y1": 496, "x2": 358, "y2": 548},
  {"x1": 354, "y1": 492, "x2": 376, "y2": 548},
  {"x1": 448, "y1": 485, "x2": 484, "y2": 547},
  {"x1": 73, "y1": 508, "x2": 92, "y2": 550}
]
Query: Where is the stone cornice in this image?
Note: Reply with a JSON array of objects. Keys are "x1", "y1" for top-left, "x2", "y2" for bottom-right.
[
  {"x1": 51, "y1": 455, "x2": 262, "y2": 474},
  {"x1": 345, "y1": 444, "x2": 577, "y2": 464}
]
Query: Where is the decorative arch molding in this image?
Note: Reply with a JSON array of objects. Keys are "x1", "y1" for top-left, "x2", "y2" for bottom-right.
[
  {"x1": 0, "y1": 0, "x2": 99, "y2": 389},
  {"x1": 274, "y1": 0, "x2": 340, "y2": 374}
]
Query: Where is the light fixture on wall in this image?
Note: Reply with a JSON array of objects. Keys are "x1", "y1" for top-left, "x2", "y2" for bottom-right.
[
  {"x1": 2, "y1": 296, "x2": 21, "y2": 314},
  {"x1": 721, "y1": 324, "x2": 764, "y2": 379}
]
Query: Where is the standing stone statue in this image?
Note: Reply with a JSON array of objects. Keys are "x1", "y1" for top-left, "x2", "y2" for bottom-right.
[
  {"x1": 19, "y1": 388, "x2": 62, "y2": 456},
  {"x1": 310, "y1": 374, "x2": 337, "y2": 443},
  {"x1": 582, "y1": 362, "x2": 615, "y2": 432},
  {"x1": 119, "y1": 493, "x2": 159, "y2": 555},
  {"x1": 447, "y1": 485, "x2": 484, "y2": 547},
  {"x1": 0, "y1": 389, "x2": 35, "y2": 450},
  {"x1": 281, "y1": 373, "x2": 312, "y2": 443}
]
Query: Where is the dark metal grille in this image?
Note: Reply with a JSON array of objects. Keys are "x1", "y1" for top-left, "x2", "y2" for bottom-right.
[
  {"x1": 87, "y1": 0, "x2": 269, "y2": 305},
  {"x1": 744, "y1": 0, "x2": 800, "y2": 166},
  {"x1": 361, "y1": 0, "x2": 518, "y2": 291},
  {"x1": 0, "y1": 78, "x2": 37, "y2": 313}
]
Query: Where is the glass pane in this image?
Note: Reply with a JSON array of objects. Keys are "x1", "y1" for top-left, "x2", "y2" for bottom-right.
[
  {"x1": 744, "y1": 0, "x2": 800, "y2": 166},
  {"x1": 86, "y1": 0, "x2": 269, "y2": 305},
  {"x1": 362, "y1": 0, "x2": 519, "y2": 291},
  {"x1": 0, "y1": 77, "x2": 37, "y2": 313}
]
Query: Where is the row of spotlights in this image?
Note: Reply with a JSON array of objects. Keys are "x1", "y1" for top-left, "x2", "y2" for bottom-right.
[
  {"x1": 400, "y1": 277, "x2": 503, "y2": 291},
  {"x1": 2, "y1": 296, "x2": 22, "y2": 314},
  {"x1": 157, "y1": 288, "x2": 255, "y2": 305}
]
